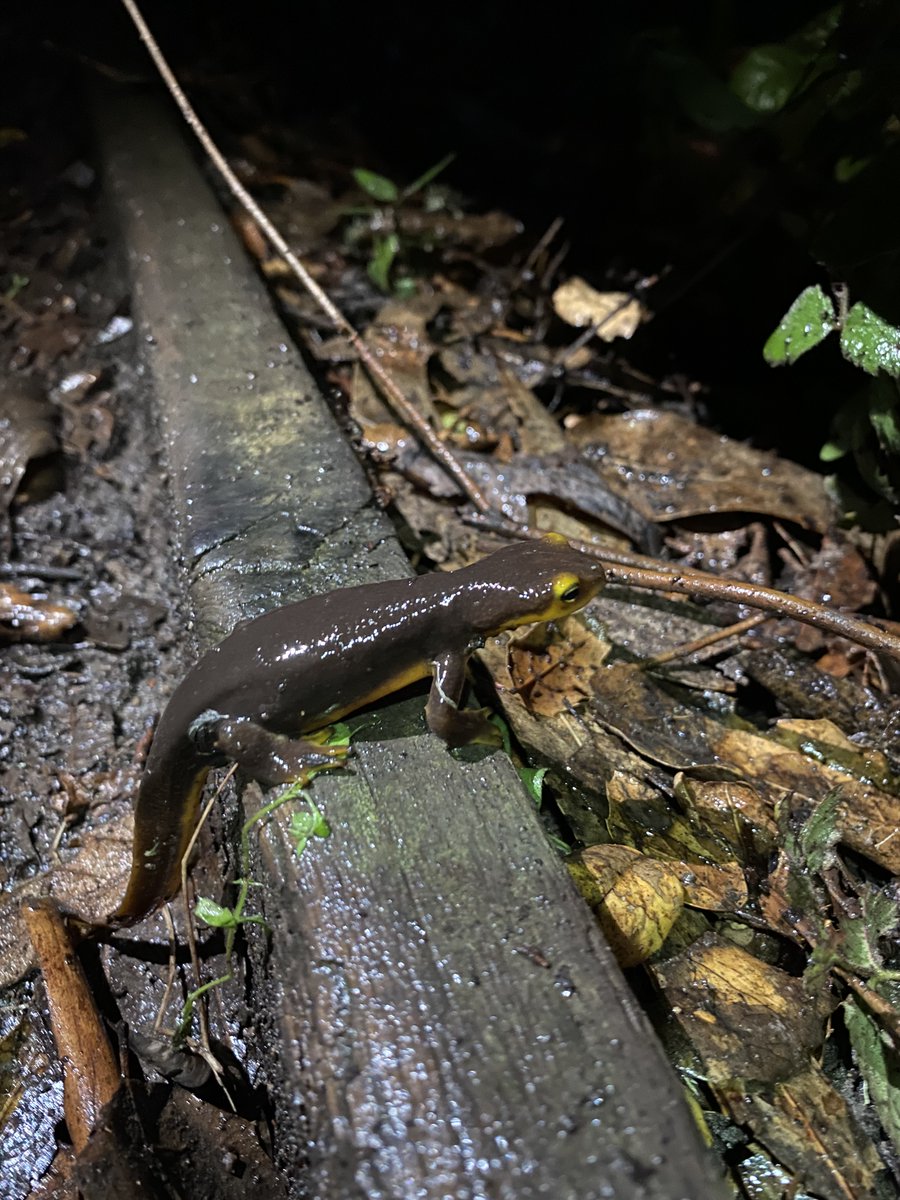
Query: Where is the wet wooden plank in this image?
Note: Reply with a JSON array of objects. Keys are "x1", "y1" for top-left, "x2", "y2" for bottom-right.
[{"x1": 98, "y1": 85, "x2": 727, "y2": 1199}]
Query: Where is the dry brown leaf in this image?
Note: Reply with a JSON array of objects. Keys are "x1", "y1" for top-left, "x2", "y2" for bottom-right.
[
  {"x1": 718, "y1": 1063, "x2": 883, "y2": 1200},
  {"x1": 654, "y1": 932, "x2": 831, "y2": 1084},
  {"x1": 782, "y1": 534, "x2": 877, "y2": 613},
  {"x1": 570, "y1": 408, "x2": 836, "y2": 532},
  {"x1": 674, "y1": 776, "x2": 780, "y2": 862},
  {"x1": 590, "y1": 662, "x2": 726, "y2": 770},
  {"x1": 667, "y1": 859, "x2": 748, "y2": 911},
  {"x1": 15, "y1": 312, "x2": 85, "y2": 367},
  {"x1": 349, "y1": 293, "x2": 442, "y2": 428},
  {"x1": 502, "y1": 617, "x2": 610, "y2": 719},
  {"x1": 0, "y1": 375, "x2": 59, "y2": 513},
  {"x1": 714, "y1": 725, "x2": 900, "y2": 874},
  {"x1": 591, "y1": 665, "x2": 900, "y2": 874},
  {"x1": 552, "y1": 277, "x2": 647, "y2": 341},
  {"x1": 569, "y1": 845, "x2": 684, "y2": 967},
  {"x1": 0, "y1": 583, "x2": 77, "y2": 642},
  {"x1": 397, "y1": 208, "x2": 523, "y2": 251},
  {"x1": 737, "y1": 644, "x2": 897, "y2": 745},
  {"x1": 0, "y1": 810, "x2": 134, "y2": 989}
]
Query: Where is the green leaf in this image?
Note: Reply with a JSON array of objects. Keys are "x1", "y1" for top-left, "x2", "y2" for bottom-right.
[
  {"x1": 402, "y1": 152, "x2": 456, "y2": 199},
  {"x1": 834, "y1": 155, "x2": 870, "y2": 184},
  {"x1": 352, "y1": 168, "x2": 399, "y2": 202},
  {"x1": 841, "y1": 886, "x2": 900, "y2": 976},
  {"x1": 731, "y1": 44, "x2": 808, "y2": 114},
  {"x1": 289, "y1": 802, "x2": 330, "y2": 857},
  {"x1": 789, "y1": 5, "x2": 842, "y2": 57},
  {"x1": 798, "y1": 787, "x2": 843, "y2": 874},
  {"x1": 393, "y1": 276, "x2": 418, "y2": 300},
  {"x1": 325, "y1": 721, "x2": 352, "y2": 749},
  {"x1": 489, "y1": 715, "x2": 513, "y2": 757},
  {"x1": 653, "y1": 45, "x2": 758, "y2": 132},
  {"x1": 840, "y1": 303, "x2": 900, "y2": 377},
  {"x1": 763, "y1": 285, "x2": 836, "y2": 365},
  {"x1": 4, "y1": 273, "x2": 28, "y2": 301},
  {"x1": 195, "y1": 897, "x2": 238, "y2": 929},
  {"x1": 870, "y1": 405, "x2": 900, "y2": 454},
  {"x1": 367, "y1": 234, "x2": 399, "y2": 292},
  {"x1": 819, "y1": 440, "x2": 847, "y2": 462},
  {"x1": 519, "y1": 766, "x2": 548, "y2": 806},
  {"x1": 844, "y1": 998, "x2": 900, "y2": 1154}
]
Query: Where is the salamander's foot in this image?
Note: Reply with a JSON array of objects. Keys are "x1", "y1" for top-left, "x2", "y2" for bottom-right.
[
  {"x1": 425, "y1": 699, "x2": 503, "y2": 749},
  {"x1": 212, "y1": 717, "x2": 350, "y2": 787}
]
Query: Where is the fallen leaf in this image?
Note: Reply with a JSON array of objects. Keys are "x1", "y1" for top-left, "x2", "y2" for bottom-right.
[
  {"x1": 667, "y1": 859, "x2": 748, "y2": 911},
  {"x1": 674, "y1": 776, "x2": 779, "y2": 863},
  {"x1": 570, "y1": 408, "x2": 836, "y2": 532},
  {"x1": 569, "y1": 844, "x2": 684, "y2": 967},
  {"x1": 715, "y1": 724, "x2": 900, "y2": 874},
  {"x1": 718, "y1": 1063, "x2": 883, "y2": 1200},
  {"x1": 552, "y1": 277, "x2": 647, "y2": 341},
  {"x1": 0, "y1": 583, "x2": 77, "y2": 642},
  {"x1": 503, "y1": 617, "x2": 610, "y2": 718},
  {"x1": 654, "y1": 931, "x2": 831, "y2": 1083},
  {"x1": 349, "y1": 293, "x2": 442, "y2": 428},
  {"x1": 0, "y1": 375, "x2": 60, "y2": 514}
]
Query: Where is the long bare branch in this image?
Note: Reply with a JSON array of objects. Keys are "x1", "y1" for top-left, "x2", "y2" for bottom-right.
[{"x1": 119, "y1": 0, "x2": 491, "y2": 514}]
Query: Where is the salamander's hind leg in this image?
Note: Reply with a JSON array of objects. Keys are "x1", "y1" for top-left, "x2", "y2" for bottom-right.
[{"x1": 193, "y1": 712, "x2": 349, "y2": 787}]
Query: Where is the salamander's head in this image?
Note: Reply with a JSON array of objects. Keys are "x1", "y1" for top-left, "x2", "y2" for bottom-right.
[{"x1": 467, "y1": 534, "x2": 605, "y2": 635}]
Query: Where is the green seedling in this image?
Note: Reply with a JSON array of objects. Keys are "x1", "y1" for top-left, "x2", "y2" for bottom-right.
[
  {"x1": 490, "y1": 714, "x2": 549, "y2": 806},
  {"x1": 346, "y1": 153, "x2": 456, "y2": 294},
  {"x1": 195, "y1": 893, "x2": 270, "y2": 934},
  {"x1": 3, "y1": 274, "x2": 28, "y2": 302},
  {"x1": 289, "y1": 799, "x2": 330, "y2": 856},
  {"x1": 173, "y1": 973, "x2": 232, "y2": 1047},
  {"x1": 488, "y1": 714, "x2": 568, "y2": 852},
  {"x1": 179, "y1": 724, "x2": 350, "y2": 1037},
  {"x1": 352, "y1": 153, "x2": 456, "y2": 205}
]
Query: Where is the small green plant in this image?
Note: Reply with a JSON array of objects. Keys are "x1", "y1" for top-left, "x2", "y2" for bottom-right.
[
  {"x1": 3, "y1": 274, "x2": 28, "y2": 302},
  {"x1": 288, "y1": 800, "x2": 330, "y2": 855},
  {"x1": 729, "y1": 6, "x2": 843, "y2": 116},
  {"x1": 345, "y1": 153, "x2": 456, "y2": 295},
  {"x1": 194, "y1": 892, "x2": 269, "y2": 935},
  {"x1": 489, "y1": 715, "x2": 569, "y2": 852},
  {"x1": 180, "y1": 725, "x2": 350, "y2": 1040},
  {"x1": 173, "y1": 971, "x2": 233, "y2": 1047},
  {"x1": 764, "y1": 285, "x2": 900, "y2": 511}
]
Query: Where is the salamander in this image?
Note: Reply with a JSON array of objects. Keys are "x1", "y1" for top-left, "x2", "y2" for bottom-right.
[{"x1": 110, "y1": 535, "x2": 605, "y2": 924}]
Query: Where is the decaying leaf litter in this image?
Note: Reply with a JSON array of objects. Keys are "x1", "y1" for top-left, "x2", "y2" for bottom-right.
[
  {"x1": 4, "y1": 33, "x2": 900, "y2": 1200},
  {"x1": 228, "y1": 129, "x2": 900, "y2": 1194},
  {"x1": 0, "y1": 64, "x2": 286, "y2": 1198}
]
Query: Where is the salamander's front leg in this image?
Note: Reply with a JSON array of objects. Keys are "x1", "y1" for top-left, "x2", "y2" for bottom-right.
[
  {"x1": 207, "y1": 715, "x2": 349, "y2": 786},
  {"x1": 426, "y1": 651, "x2": 502, "y2": 748}
]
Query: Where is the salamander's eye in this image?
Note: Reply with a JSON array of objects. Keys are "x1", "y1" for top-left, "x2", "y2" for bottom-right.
[{"x1": 552, "y1": 573, "x2": 583, "y2": 605}]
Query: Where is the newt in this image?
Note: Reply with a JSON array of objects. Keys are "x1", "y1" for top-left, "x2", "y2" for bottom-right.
[{"x1": 111, "y1": 535, "x2": 604, "y2": 924}]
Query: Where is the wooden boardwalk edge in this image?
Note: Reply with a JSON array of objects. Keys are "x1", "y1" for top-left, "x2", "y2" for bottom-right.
[{"x1": 97, "y1": 83, "x2": 727, "y2": 1200}]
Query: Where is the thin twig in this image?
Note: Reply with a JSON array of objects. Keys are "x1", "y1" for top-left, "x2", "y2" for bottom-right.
[
  {"x1": 119, "y1": 0, "x2": 491, "y2": 514},
  {"x1": 639, "y1": 614, "x2": 768, "y2": 669},
  {"x1": 154, "y1": 903, "x2": 179, "y2": 1034},
  {"x1": 601, "y1": 559, "x2": 900, "y2": 663},
  {"x1": 179, "y1": 766, "x2": 237, "y2": 1051},
  {"x1": 518, "y1": 215, "x2": 564, "y2": 281}
]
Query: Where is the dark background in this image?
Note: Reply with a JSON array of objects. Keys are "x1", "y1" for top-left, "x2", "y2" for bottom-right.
[{"x1": 6, "y1": 1, "x2": 900, "y2": 473}]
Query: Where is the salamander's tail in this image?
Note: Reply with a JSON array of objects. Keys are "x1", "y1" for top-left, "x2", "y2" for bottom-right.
[{"x1": 107, "y1": 765, "x2": 210, "y2": 927}]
